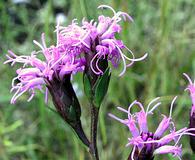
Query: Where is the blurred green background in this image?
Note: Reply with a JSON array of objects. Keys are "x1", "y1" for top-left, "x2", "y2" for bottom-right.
[{"x1": 1, "y1": 0, "x2": 195, "y2": 159}]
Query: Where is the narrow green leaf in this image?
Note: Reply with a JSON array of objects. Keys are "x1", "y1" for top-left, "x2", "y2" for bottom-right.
[
  {"x1": 93, "y1": 68, "x2": 111, "y2": 107},
  {"x1": 83, "y1": 73, "x2": 93, "y2": 101}
]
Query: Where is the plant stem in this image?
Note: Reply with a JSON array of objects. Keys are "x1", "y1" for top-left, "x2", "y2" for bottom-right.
[{"x1": 90, "y1": 104, "x2": 99, "y2": 160}]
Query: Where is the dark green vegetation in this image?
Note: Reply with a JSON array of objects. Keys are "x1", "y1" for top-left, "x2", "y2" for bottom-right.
[{"x1": 1, "y1": 0, "x2": 195, "y2": 159}]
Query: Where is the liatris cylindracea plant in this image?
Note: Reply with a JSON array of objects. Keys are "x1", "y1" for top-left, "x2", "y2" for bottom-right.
[
  {"x1": 4, "y1": 5, "x2": 147, "y2": 160},
  {"x1": 80, "y1": 5, "x2": 147, "y2": 159},
  {"x1": 4, "y1": 32, "x2": 89, "y2": 146},
  {"x1": 109, "y1": 97, "x2": 195, "y2": 160},
  {"x1": 183, "y1": 73, "x2": 195, "y2": 153}
]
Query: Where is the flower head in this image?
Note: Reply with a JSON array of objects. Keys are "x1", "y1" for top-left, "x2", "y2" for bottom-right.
[
  {"x1": 4, "y1": 31, "x2": 89, "y2": 147},
  {"x1": 109, "y1": 96, "x2": 195, "y2": 160},
  {"x1": 88, "y1": 5, "x2": 147, "y2": 76},
  {"x1": 58, "y1": 5, "x2": 147, "y2": 76},
  {"x1": 4, "y1": 32, "x2": 85, "y2": 104}
]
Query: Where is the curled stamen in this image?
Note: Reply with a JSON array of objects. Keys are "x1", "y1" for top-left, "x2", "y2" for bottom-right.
[
  {"x1": 117, "y1": 106, "x2": 128, "y2": 113},
  {"x1": 11, "y1": 77, "x2": 19, "y2": 87},
  {"x1": 123, "y1": 46, "x2": 135, "y2": 67},
  {"x1": 95, "y1": 57, "x2": 103, "y2": 75},
  {"x1": 50, "y1": 52, "x2": 67, "y2": 69},
  {"x1": 175, "y1": 128, "x2": 195, "y2": 146},
  {"x1": 146, "y1": 97, "x2": 160, "y2": 114},
  {"x1": 128, "y1": 100, "x2": 137, "y2": 119},
  {"x1": 131, "y1": 146, "x2": 136, "y2": 160},
  {"x1": 27, "y1": 90, "x2": 35, "y2": 102},
  {"x1": 90, "y1": 53, "x2": 103, "y2": 75},
  {"x1": 41, "y1": 33, "x2": 47, "y2": 49},
  {"x1": 11, "y1": 88, "x2": 27, "y2": 104},
  {"x1": 169, "y1": 96, "x2": 177, "y2": 118},
  {"x1": 183, "y1": 73, "x2": 193, "y2": 85},
  {"x1": 33, "y1": 40, "x2": 44, "y2": 51},
  {"x1": 122, "y1": 51, "x2": 148, "y2": 62},
  {"x1": 147, "y1": 102, "x2": 161, "y2": 115},
  {"x1": 108, "y1": 113, "x2": 126, "y2": 124},
  {"x1": 98, "y1": 5, "x2": 116, "y2": 15},
  {"x1": 128, "y1": 101, "x2": 145, "y2": 113},
  {"x1": 115, "y1": 11, "x2": 134, "y2": 22},
  {"x1": 116, "y1": 46, "x2": 127, "y2": 76}
]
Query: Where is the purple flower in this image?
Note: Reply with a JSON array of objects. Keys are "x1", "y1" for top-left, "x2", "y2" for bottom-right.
[
  {"x1": 4, "y1": 31, "x2": 90, "y2": 147},
  {"x1": 88, "y1": 5, "x2": 147, "y2": 76},
  {"x1": 109, "y1": 96, "x2": 195, "y2": 160},
  {"x1": 4, "y1": 32, "x2": 85, "y2": 104},
  {"x1": 4, "y1": 5, "x2": 148, "y2": 103},
  {"x1": 57, "y1": 5, "x2": 147, "y2": 76}
]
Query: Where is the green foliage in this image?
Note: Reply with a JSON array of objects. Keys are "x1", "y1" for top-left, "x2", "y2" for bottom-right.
[
  {"x1": 1, "y1": 0, "x2": 195, "y2": 159},
  {"x1": 83, "y1": 73, "x2": 93, "y2": 101},
  {"x1": 93, "y1": 68, "x2": 111, "y2": 108},
  {"x1": 84, "y1": 68, "x2": 111, "y2": 108}
]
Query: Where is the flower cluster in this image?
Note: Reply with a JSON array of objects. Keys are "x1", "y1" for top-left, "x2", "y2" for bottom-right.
[
  {"x1": 109, "y1": 97, "x2": 195, "y2": 159},
  {"x1": 4, "y1": 5, "x2": 146, "y2": 104},
  {"x1": 57, "y1": 5, "x2": 147, "y2": 76},
  {"x1": 4, "y1": 32, "x2": 85, "y2": 104}
]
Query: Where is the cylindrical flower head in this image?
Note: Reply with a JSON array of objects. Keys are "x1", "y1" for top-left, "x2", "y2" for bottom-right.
[
  {"x1": 56, "y1": 5, "x2": 147, "y2": 77},
  {"x1": 4, "y1": 31, "x2": 89, "y2": 146},
  {"x1": 85, "y1": 5, "x2": 147, "y2": 77},
  {"x1": 46, "y1": 75, "x2": 80, "y2": 123},
  {"x1": 4, "y1": 31, "x2": 85, "y2": 104},
  {"x1": 45, "y1": 74, "x2": 89, "y2": 146},
  {"x1": 183, "y1": 73, "x2": 195, "y2": 152},
  {"x1": 109, "y1": 96, "x2": 195, "y2": 160}
]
